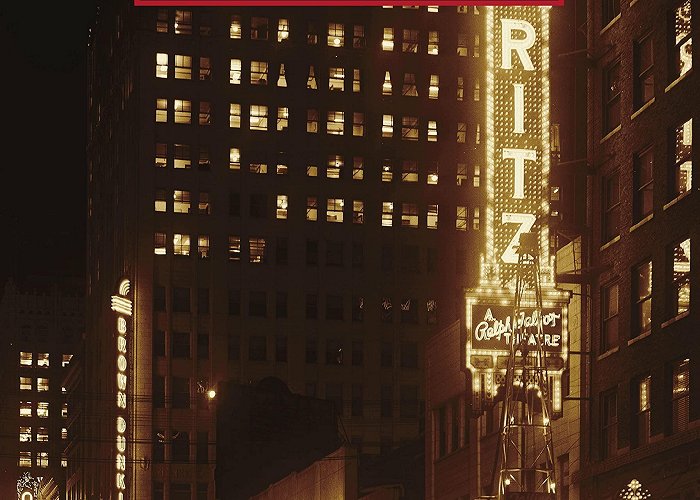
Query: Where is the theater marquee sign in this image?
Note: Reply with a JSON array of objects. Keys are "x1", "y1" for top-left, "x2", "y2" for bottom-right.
[{"x1": 465, "y1": 6, "x2": 569, "y2": 418}]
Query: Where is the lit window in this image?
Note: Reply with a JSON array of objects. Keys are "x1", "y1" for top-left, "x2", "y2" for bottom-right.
[
  {"x1": 307, "y1": 21, "x2": 318, "y2": 45},
  {"x1": 672, "y1": 358, "x2": 690, "y2": 433},
  {"x1": 456, "y1": 207, "x2": 468, "y2": 231},
  {"x1": 62, "y1": 354, "x2": 73, "y2": 367},
  {"x1": 251, "y1": 17, "x2": 269, "y2": 40},
  {"x1": 173, "y1": 234, "x2": 190, "y2": 256},
  {"x1": 307, "y1": 109, "x2": 319, "y2": 133},
  {"x1": 307, "y1": 65, "x2": 318, "y2": 89},
  {"x1": 277, "y1": 63, "x2": 287, "y2": 87},
  {"x1": 637, "y1": 376, "x2": 651, "y2": 446},
  {"x1": 353, "y1": 113, "x2": 364, "y2": 137},
  {"x1": 19, "y1": 426, "x2": 31, "y2": 443},
  {"x1": 199, "y1": 56, "x2": 211, "y2": 80},
  {"x1": 156, "y1": 53, "x2": 168, "y2": 78},
  {"x1": 382, "y1": 202, "x2": 394, "y2": 227},
  {"x1": 353, "y1": 201, "x2": 364, "y2": 224},
  {"x1": 37, "y1": 353, "x2": 49, "y2": 368},
  {"x1": 20, "y1": 352, "x2": 32, "y2": 366},
  {"x1": 37, "y1": 427, "x2": 48, "y2": 442},
  {"x1": 327, "y1": 111, "x2": 344, "y2": 135},
  {"x1": 306, "y1": 197, "x2": 318, "y2": 221},
  {"x1": 457, "y1": 76, "x2": 464, "y2": 101},
  {"x1": 382, "y1": 115, "x2": 394, "y2": 137},
  {"x1": 383, "y1": 71, "x2": 393, "y2": 95},
  {"x1": 62, "y1": 455, "x2": 67, "y2": 468},
  {"x1": 402, "y1": 160, "x2": 418, "y2": 182},
  {"x1": 62, "y1": 427, "x2": 68, "y2": 439},
  {"x1": 277, "y1": 18, "x2": 289, "y2": 42},
  {"x1": 427, "y1": 204, "x2": 438, "y2": 229},
  {"x1": 198, "y1": 102, "x2": 211, "y2": 126},
  {"x1": 155, "y1": 98, "x2": 168, "y2": 122},
  {"x1": 174, "y1": 190, "x2": 191, "y2": 213},
  {"x1": 671, "y1": 119, "x2": 693, "y2": 200},
  {"x1": 328, "y1": 22, "x2": 344, "y2": 47},
  {"x1": 251, "y1": 61, "x2": 268, "y2": 85},
  {"x1": 401, "y1": 203, "x2": 418, "y2": 228},
  {"x1": 427, "y1": 162, "x2": 439, "y2": 184},
  {"x1": 670, "y1": 238, "x2": 691, "y2": 316},
  {"x1": 249, "y1": 162, "x2": 267, "y2": 174},
  {"x1": 633, "y1": 260, "x2": 652, "y2": 337},
  {"x1": 154, "y1": 232, "x2": 167, "y2": 255},
  {"x1": 198, "y1": 236, "x2": 210, "y2": 259},
  {"x1": 250, "y1": 105, "x2": 268, "y2": 130},
  {"x1": 230, "y1": 103, "x2": 241, "y2": 128},
  {"x1": 473, "y1": 79, "x2": 481, "y2": 101},
  {"x1": 174, "y1": 143, "x2": 191, "y2": 169},
  {"x1": 382, "y1": 159, "x2": 393, "y2": 182},
  {"x1": 671, "y1": 0, "x2": 692, "y2": 80},
  {"x1": 327, "y1": 155, "x2": 343, "y2": 179},
  {"x1": 277, "y1": 162, "x2": 288, "y2": 175},
  {"x1": 457, "y1": 122, "x2": 467, "y2": 143},
  {"x1": 428, "y1": 5, "x2": 438, "y2": 12},
  {"x1": 228, "y1": 236, "x2": 241, "y2": 261},
  {"x1": 353, "y1": 69, "x2": 361, "y2": 92},
  {"x1": 457, "y1": 163, "x2": 468, "y2": 186},
  {"x1": 174, "y1": 10, "x2": 192, "y2": 35},
  {"x1": 353, "y1": 25, "x2": 365, "y2": 48},
  {"x1": 249, "y1": 238, "x2": 266, "y2": 263},
  {"x1": 37, "y1": 378, "x2": 49, "y2": 392},
  {"x1": 402, "y1": 73, "x2": 418, "y2": 96},
  {"x1": 37, "y1": 451, "x2": 48, "y2": 468},
  {"x1": 401, "y1": 117, "x2": 419, "y2": 142},
  {"x1": 19, "y1": 451, "x2": 31, "y2": 467},
  {"x1": 198, "y1": 146, "x2": 210, "y2": 170},
  {"x1": 277, "y1": 107, "x2": 289, "y2": 131},
  {"x1": 428, "y1": 120, "x2": 438, "y2": 142},
  {"x1": 229, "y1": 59, "x2": 242, "y2": 84},
  {"x1": 307, "y1": 164, "x2": 318, "y2": 177},
  {"x1": 601, "y1": 282, "x2": 619, "y2": 352},
  {"x1": 602, "y1": 172, "x2": 619, "y2": 242},
  {"x1": 230, "y1": 15, "x2": 241, "y2": 39},
  {"x1": 20, "y1": 402, "x2": 32, "y2": 417},
  {"x1": 155, "y1": 143, "x2": 167, "y2": 168},
  {"x1": 600, "y1": 389, "x2": 617, "y2": 459},
  {"x1": 37, "y1": 402, "x2": 49, "y2": 418},
  {"x1": 174, "y1": 99, "x2": 191, "y2": 124},
  {"x1": 352, "y1": 157, "x2": 364, "y2": 180},
  {"x1": 382, "y1": 28, "x2": 394, "y2": 51},
  {"x1": 403, "y1": 29, "x2": 418, "y2": 53},
  {"x1": 457, "y1": 33, "x2": 468, "y2": 56},
  {"x1": 329, "y1": 67, "x2": 345, "y2": 91},
  {"x1": 473, "y1": 34, "x2": 480, "y2": 57},
  {"x1": 276, "y1": 195, "x2": 288, "y2": 219},
  {"x1": 428, "y1": 31, "x2": 439, "y2": 55},
  {"x1": 633, "y1": 147, "x2": 654, "y2": 221},
  {"x1": 325, "y1": 198, "x2": 343, "y2": 223},
  {"x1": 20, "y1": 377, "x2": 31, "y2": 391},
  {"x1": 634, "y1": 34, "x2": 654, "y2": 108},
  {"x1": 174, "y1": 54, "x2": 192, "y2": 79},
  {"x1": 229, "y1": 147, "x2": 241, "y2": 169},
  {"x1": 156, "y1": 9, "x2": 168, "y2": 33},
  {"x1": 429, "y1": 74, "x2": 439, "y2": 99},
  {"x1": 603, "y1": 60, "x2": 621, "y2": 134},
  {"x1": 473, "y1": 207, "x2": 480, "y2": 230}
]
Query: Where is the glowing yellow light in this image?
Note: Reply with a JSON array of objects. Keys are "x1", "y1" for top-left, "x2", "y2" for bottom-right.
[{"x1": 208, "y1": 389, "x2": 216, "y2": 399}]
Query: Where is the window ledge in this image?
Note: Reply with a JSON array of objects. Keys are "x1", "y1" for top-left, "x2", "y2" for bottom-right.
[
  {"x1": 629, "y1": 213, "x2": 653, "y2": 232},
  {"x1": 631, "y1": 97, "x2": 655, "y2": 121},
  {"x1": 600, "y1": 235, "x2": 621, "y2": 251},
  {"x1": 629, "y1": 0, "x2": 638, "y2": 5},
  {"x1": 600, "y1": 14, "x2": 621, "y2": 35},
  {"x1": 665, "y1": 70, "x2": 692, "y2": 93},
  {"x1": 600, "y1": 125, "x2": 621, "y2": 144},
  {"x1": 663, "y1": 190, "x2": 692, "y2": 211},
  {"x1": 661, "y1": 310, "x2": 690, "y2": 329},
  {"x1": 596, "y1": 346, "x2": 619, "y2": 361},
  {"x1": 627, "y1": 330, "x2": 652, "y2": 346}
]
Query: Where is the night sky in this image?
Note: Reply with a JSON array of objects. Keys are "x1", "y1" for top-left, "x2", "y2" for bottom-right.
[{"x1": 0, "y1": 3, "x2": 96, "y2": 286}]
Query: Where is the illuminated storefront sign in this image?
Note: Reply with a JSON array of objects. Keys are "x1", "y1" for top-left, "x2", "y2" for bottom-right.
[
  {"x1": 111, "y1": 279, "x2": 132, "y2": 500},
  {"x1": 465, "y1": 6, "x2": 569, "y2": 417}
]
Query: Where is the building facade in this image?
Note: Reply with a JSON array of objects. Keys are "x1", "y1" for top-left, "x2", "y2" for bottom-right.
[
  {"x1": 0, "y1": 279, "x2": 82, "y2": 499},
  {"x1": 81, "y1": 3, "x2": 486, "y2": 499}
]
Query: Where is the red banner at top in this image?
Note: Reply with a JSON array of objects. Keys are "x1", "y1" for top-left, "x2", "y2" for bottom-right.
[{"x1": 135, "y1": 1, "x2": 563, "y2": 6}]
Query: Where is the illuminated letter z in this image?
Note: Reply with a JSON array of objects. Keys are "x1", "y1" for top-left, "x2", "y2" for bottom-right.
[{"x1": 501, "y1": 213, "x2": 536, "y2": 264}]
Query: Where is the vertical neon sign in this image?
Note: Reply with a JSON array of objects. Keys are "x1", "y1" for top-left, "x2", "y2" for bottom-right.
[{"x1": 111, "y1": 279, "x2": 132, "y2": 500}]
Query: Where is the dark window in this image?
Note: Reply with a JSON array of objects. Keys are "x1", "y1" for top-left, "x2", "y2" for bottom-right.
[
  {"x1": 634, "y1": 34, "x2": 654, "y2": 108},
  {"x1": 229, "y1": 193, "x2": 240, "y2": 216},
  {"x1": 305, "y1": 383, "x2": 317, "y2": 397},
  {"x1": 381, "y1": 385, "x2": 393, "y2": 417},
  {"x1": 153, "y1": 330, "x2": 166, "y2": 357},
  {"x1": 633, "y1": 375, "x2": 651, "y2": 447},
  {"x1": 154, "y1": 285, "x2": 166, "y2": 311},
  {"x1": 197, "y1": 333, "x2": 209, "y2": 359},
  {"x1": 325, "y1": 383, "x2": 343, "y2": 415},
  {"x1": 172, "y1": 431, "x2": 189, "y2": 463},
  {"x1": 326, "y1": 240, "x2": 344, "y2": 267},
  {"x1": 172, "y1": 483, "x2": 191, "y2": 500},
  {"x1": 153, "y1": 375, "x2": 165, "y2": 408},
  {"x1": 671, "y1": 358, "x2": 690, "y2": 433},
  {"x1": 669, "y1": 238, "x2": 691, "y2": 317},
  {"x1": 400, "y1": 341, "x2": 418, "y2": 368},
  {"x1": 172, "y1": 332, "x2": 191, "y2": 358},
  {"x1": 633, "y1": 147, "x2": 654, "y2": 221},
  {"x1": 600, "y1": 389, "x2": 617, "y2": 459},
  {"x1": 197, "y1": 287, "x2": 209, "y2": 314},
  {"x1": 400, "y1": 245, "x2": 419, "y2": 272},
  {"x1": 427, "y1": 299, "x2": 438, "y2": 325},
  {"x1": 172, "y1": 377, "x2": 190, "y2": 408},
  {"x1": 437, "y1": 406, "x2": 447, "y2": 457},
  {"x1": 670, "y1": 0, "x2": 693, "y2": 81},
  {"x1": 276, "y1": 237, "x2": 288, "y2": 265},
  {"x1": 305, "y1": 337, "x2": 318, "y2": 363},
  {"x1": 400, "y1": 298, "x2": 418, "y2": 324},
  {"x1": 153, "y1": 433, "x2": 165, "y2": 463},
  {"x1": 351, "y1": 340, "x2": 364, "y2": 366},
  {"x1": 400, "y1": 385, "x2": 418, "y2": 418},
  {"x1": 633, "y1": 260, "x2": 652, "y2": 337},
  {"x1": 603, "y1": 60, "x2": 621, "y2": 134},
  {"x1": 326, "y1": 294, "x2": 343, "y2": 320},
  {"x1": 352, "y1": 384, "x2": 363, "y2": 417},
  {"x1": 380, "y1": 297, "x2": 393, "y2": 323},
  {"x1": 306, "y1": 293, "x2": 318, "y2": 319},
  {"x1": 276, "y1": 291, "x2": 288, "y2": 318},
  {"x1": 451, "y1": 401, "x2": 460, "y2": 452},
  {"x1": 248, "y1": 335, "x2": 267, "y2": 361},
  {"x1": 326, "y1": 339, "x2": 343, "y2": 365},
  {"x1": 602, "y1": 0, "x2": 620, "y2": 26},
  {"x1": 352, "y1": 295, "x2": 364, "y2": 322},
  {"x1": 306, "y1": 239, "x2": 318, "y2": 266},
  {"x1": 249, "y1": 291, "x2": 267, "y2": 317},
  {"x1": 603, "y1": 172, "x2": 620, "y2": 242},
  {"x1": 173, "y1": 287, "x2": 190, "y2": 312},
  {"x1": 427, "y1": 247, "x2": 437, "y2": 273},
  {"x1": 601, "y1": 282, "x2": 619, "y2": 352},
  {"x1": 381, "y1": 342, "x2": 393, "y2": 368},
  {"x1": 228, "y1": 289, "x2": 241, "y2": 315},
  {"x1": 275, "y1": 336, "x2": 287, "y2": 362},
  {"x1": 250, "y1": 193, "x2": 267, "y2": 218},
  {"x1": 381, "y1": 245, "x2": 393, "y2": 271},
  {"x1": 352, "y1": 242, "x2": 364, "y2": 268},
  {"x1": 197, "y1": 483, "x2": 208, "y2": 500},
  {"x1": 227, "y1": 334, "x2": 240, "y2": 361},
  {"x1": 196, "y1": 431, "x2": 208, "y2": 464}
]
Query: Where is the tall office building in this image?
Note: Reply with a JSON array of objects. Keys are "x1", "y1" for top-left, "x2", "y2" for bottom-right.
[
  {"x1": 0, "y1": 279, "x2": 82, "y2": 499},
  {"x1": 578, "y1": 0, "x2": 700, "y2": 498},
  {"x1": 79, "y1": 2, "x2": 485, "y2": 498}
]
